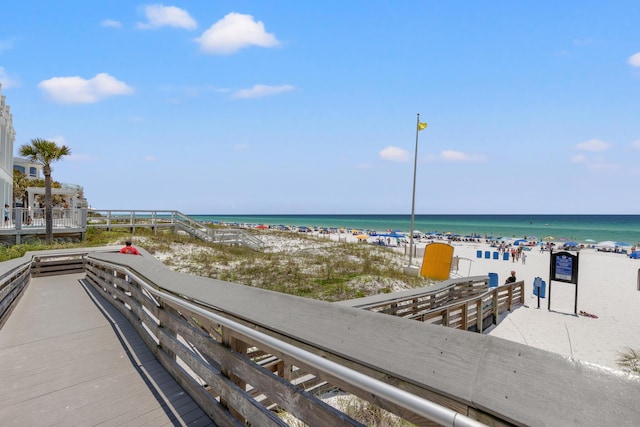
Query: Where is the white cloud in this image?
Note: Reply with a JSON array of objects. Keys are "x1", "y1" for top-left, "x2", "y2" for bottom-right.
[
  {"x1": 439, "y1": 150, "x2": 485, "y2": 162},
  {"x1": 50, "y1": 135, "x2": 66, "y2": 144},
  {"x1": 576, "y1": 138, "x2": 610, "y2": 152},
  {"x1": 628, "y1": 52, "x2": 640, "y2": 67},
  {"x1": 183, "y1": 84, "x2": 230, "y2": 97},
  {"x1": 380, "y1": 146, "x2": 409, "y2": 162},
  {"x1": 144, "y1": 155, "x2": 157, "y2": 162},
  {"x1": 38, "y1": 73, "x2": 134, "y2": 104},
  {"x1": 195, "y1": 13, "x2": 280, "y2": 54},
  {"x1": 0, "y1": 66, "x2": 20, "y2": 88},
  {"x1": 631, "y1": 140, "x2": 640, "y2": 150},
  {"x1": 137, "y1": 4, "x2": 197, "y2": 30},
  {"x1": 231, "y1": 84, "x2": 293, "y2": 99},
  {"x1": 101, "y1": 19, "x2": 122, "y2": 29},
  {"x1": 441, "y1": 150, "x2": 469, "y2": 162}
]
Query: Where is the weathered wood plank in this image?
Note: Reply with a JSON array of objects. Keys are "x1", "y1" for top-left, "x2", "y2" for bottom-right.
[{"x1": 0, "y1": 274, "x2": 214, "y2": 426}]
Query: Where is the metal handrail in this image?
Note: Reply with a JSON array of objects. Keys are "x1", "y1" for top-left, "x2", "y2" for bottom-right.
[{"x1": 96, "y1": 258, "x2": 485, "y2": 427}]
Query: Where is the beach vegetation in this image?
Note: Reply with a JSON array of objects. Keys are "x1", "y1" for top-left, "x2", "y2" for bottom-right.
[
  {"x1": 106, "y1": 228, "x2": 427, "y2": 301},
  {"x1": 617, "y1": 348, "x2": 640, "y2": 375},
  {"x1": 18, "y1": 139, "x2": 71, "y2": 244},
  {"x1": 278, "y1": 393, "x2": 414, "y2": 426},
  {"x1": 0, "y1": 227, "x2": 427, "y2": 300}
]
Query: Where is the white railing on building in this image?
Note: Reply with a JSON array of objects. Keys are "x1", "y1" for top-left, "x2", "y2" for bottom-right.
[{"x1": 1, "y1": 207, "x2": 86, "y2": 231}]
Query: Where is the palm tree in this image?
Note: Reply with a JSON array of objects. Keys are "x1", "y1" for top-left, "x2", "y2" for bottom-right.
[
  {"x1": 19, "y1": 139, "x2": 71, "y2": 243},
  {"x1": 12, "y1": 169, "x2": 29, "y2": 208}
]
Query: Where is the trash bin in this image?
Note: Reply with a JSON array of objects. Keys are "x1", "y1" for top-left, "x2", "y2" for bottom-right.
[
  {"x1": 488, "y1": 273, "x2": 498, "y2": 288},
  {"x1": 484, "y1": 251, "x2": 490, "y2": 259},
  {"x1": 533, "y1": 277, "x2": 542, "y2": 296},
  {"x1": 493, "y1": 251, "x2": 499, "y2": 260},
  {"x1": 503, "y1": 252, "x2": 509, "y2": 261},
  {"x1": 539, "y1": 280, "x2": 546, "y2": 298},
  {"x1": 477, "y1": 250, "x2": 482, "y2": 258}
]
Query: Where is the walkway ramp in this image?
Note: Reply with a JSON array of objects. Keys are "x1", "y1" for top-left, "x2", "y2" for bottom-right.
[{"x1": 0, "y1": 273, "x2": 214, "y2": 426}]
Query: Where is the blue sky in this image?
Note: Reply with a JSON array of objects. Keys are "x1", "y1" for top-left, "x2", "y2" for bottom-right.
[{"x1": 1, "y1": 1, "x2": 639, "y2": 214}]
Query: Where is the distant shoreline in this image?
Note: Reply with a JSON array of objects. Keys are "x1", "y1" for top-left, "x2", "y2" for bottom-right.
[{"x1": 189, "y1": 213, "x2": 640, "y2": 245}]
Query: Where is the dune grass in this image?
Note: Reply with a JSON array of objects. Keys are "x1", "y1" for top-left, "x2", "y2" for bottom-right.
[
  {"x1": 617, "y1": 348, "x2": 640, "y2": 375},
  {"x1": 138, "y1": 229, "x2": 427, "y2": 301}
]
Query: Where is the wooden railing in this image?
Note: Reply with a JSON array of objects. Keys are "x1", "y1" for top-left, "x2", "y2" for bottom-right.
[
  {"x1": 31, "y1": 253, "x2": 86, "y2": 277},
  {"x1": 83, "y1": 255, "x2": 483, "y2": 427},
  {"x1": 339, "y1": 276, "x2": 524, "y2": 333},
  {"x1": 1, "y1": 249, "x2": 639, "y2": 427},
  {"x1": 0, "y1": 261, "x2": 31, "y2": 331},
  {"x1": 416, "y1": 282, "x2": 524, "y2": 332}
]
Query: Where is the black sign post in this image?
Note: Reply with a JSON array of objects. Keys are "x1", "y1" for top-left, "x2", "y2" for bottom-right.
[{"x1": 548, "y1": 250, "x2": 579, "y2": 314}]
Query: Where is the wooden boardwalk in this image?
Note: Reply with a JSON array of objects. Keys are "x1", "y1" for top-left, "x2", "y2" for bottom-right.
[{"x1": 0, "y1": 273, "x2": 215, "y2": 426}]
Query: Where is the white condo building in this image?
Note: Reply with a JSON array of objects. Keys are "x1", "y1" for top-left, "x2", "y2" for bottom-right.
[
  {"x1": 0, "y1": 84, "x2": 16, "y2": 210},
  {"x1": 1, "y1": 84, "x2": 86, "y2": 212}
]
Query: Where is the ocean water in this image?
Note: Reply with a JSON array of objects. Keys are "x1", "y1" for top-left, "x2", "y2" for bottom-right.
[{"x1": 188, "y1": 214, "x2": 640, "y2": 245}]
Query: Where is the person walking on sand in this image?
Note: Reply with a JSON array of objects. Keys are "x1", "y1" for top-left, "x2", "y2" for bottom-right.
[
  {"x1": 521, "y1": 252, "x2": 527, "y2": 265},
  {"x1": 119, "y1": 241, "x2": 140, "y2": 255}
]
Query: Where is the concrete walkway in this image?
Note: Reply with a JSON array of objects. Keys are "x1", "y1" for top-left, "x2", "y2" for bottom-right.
[{"x1": 0, "y1": 273, "x2": 215, "y2": 426}]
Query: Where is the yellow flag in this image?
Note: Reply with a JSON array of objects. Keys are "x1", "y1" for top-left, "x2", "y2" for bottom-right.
[{"x1": 418, "y1": 122, "x2": 427, "y2": 131}]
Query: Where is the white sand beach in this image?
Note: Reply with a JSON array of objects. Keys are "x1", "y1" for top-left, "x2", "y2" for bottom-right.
[
  {"x1": 450, "y1": 241, "x2": 640, "y2": 371},
  {"x1": 315, "y1": 232, "x2": 640, "y2": 371}
]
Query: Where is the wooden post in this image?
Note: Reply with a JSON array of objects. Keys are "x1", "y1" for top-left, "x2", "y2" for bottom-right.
[{"x1": 461, "y1": 303, "x2": 468, "y2": 331}]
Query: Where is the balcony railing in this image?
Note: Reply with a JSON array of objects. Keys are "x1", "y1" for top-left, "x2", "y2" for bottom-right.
[{"x1": 0, "y1": 207, "x2": 87, "y2": 231}]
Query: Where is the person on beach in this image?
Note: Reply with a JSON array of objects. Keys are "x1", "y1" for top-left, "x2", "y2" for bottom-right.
[
  {"x1": 3, "y1": 204, "x2": 8, "y2": 225},
  {"x1": 505, "y1": 270, "x2": 517, "y2": 284},
  {"x1": 119, "y1": 241, "x2": 140, "y2": 255}
]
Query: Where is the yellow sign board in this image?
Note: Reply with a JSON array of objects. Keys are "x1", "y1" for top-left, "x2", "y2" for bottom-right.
[{"x1": 420, "y1": 242, "x2": 454, "y2": 280}]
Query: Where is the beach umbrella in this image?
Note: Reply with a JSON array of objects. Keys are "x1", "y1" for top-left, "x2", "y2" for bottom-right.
[
  {"x1": 356, "y1": 234, "x2": 369, "y2": 240},
  {"x1": 527, "y1": 235, "x2": 537, "y2": 241},
  {"x1": 564, "y1": 241, "x2": 579, "y2": 247},
  {"x1": 379, "y1": 232, "x2": 404, "y2": 238},
  {"x1": 615, "y1": 241, "x2": 631, "y2": 247},
  {"x1": 543, "y1": 236, "x2": 555, "y2": 241},
  {"x1": 584, "y1": 239, "x2": 596, "y2": 243},
  {"x1": 514, "y1": 239, "x2": 527, "y2": 246},
  {"x1": 596, "y1": 241, "x2": 617, "y2": 249},
  {"x1": 256, "y1": 224, "x2": 268, "y2": 229}
]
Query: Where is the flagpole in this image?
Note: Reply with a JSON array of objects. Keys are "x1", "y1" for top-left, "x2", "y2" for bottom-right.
[{"x1": 408, "y1": 113, "x2": 420, "y2": 267}]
